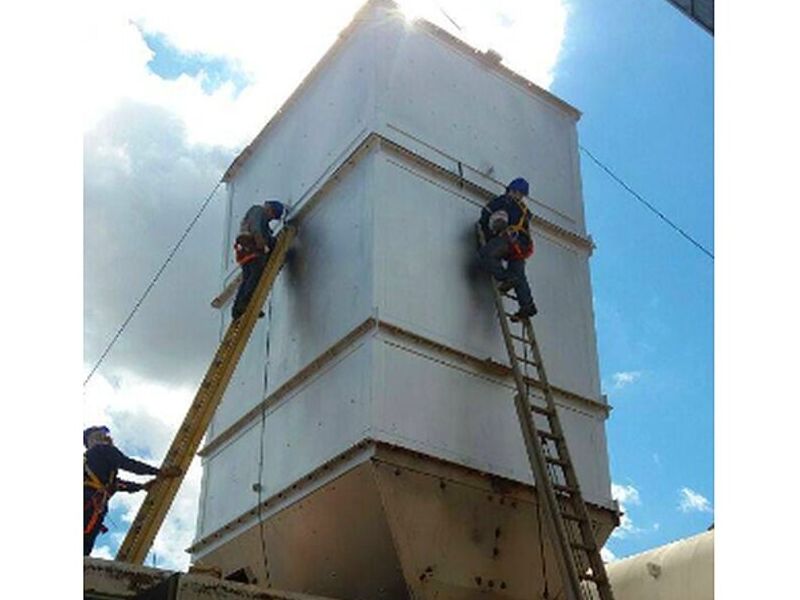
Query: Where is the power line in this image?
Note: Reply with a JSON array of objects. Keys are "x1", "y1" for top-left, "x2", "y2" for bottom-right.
[
  {"x1": 579, "y1": 145, "x2": 714, "y2": 260},
  {"x1": 83, "y1": 179, "x2": 224, "y2": 387}
]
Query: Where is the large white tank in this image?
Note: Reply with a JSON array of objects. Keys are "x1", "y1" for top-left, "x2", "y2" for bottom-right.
[
  {"x1": 191, "y1": 2, "x2": 617, "y2": 598},
  {"x1": 605, "y1": 530, "x2": 714, "y2": 600}
]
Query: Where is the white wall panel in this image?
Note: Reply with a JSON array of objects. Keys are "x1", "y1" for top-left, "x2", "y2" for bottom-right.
[
  {"x1": 221, "y1": 23, "x2": 383, "y2": 276},
  {"x1": 375, "y1": 23, "x2": 583, "y2": 233},
  {"x1": 265, "y1": 154, "x2": 375, "y2": 395},
  {"x1": 199, "y1": 339, "x2": 373, "y2": 537},
  {"x1": 371, "y1": 338, "x2": 611, "y2": 507},
  {"x1": 374, "y1": 154, "x2": 600, "y2": 400}
]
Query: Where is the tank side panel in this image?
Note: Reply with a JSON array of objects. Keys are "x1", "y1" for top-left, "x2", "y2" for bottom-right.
[
  {"x1": 265, "y1": 152, "x2": 374, "y2": 396},
  {"x1": 197, "y1": 338, "x2": 373, "y2": 539},
  {"x1": 375, "y1": 21, "x2": 583, "y2": 233},
  {"x1": 371, "y1": 337, "x2": 613, "y2": 508},
  {"x1": 373, "y1": 152, "x2": 600, "y2": 399},
  {"x1": 222, "y1": 23, "x2": 380, "y2": 278}
]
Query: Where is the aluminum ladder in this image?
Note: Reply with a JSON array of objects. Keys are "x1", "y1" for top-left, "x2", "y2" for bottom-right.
[
  {"x1": 116, "y1": 226, "x2": 296, "y2": 564},
  {"x1": 483, "y1": 237, "x2": 614, "y2": 600}
]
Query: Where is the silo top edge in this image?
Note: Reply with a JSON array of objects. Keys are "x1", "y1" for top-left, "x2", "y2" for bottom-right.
[
  {"x1": 413, "y1": 18, "x2": 582, "y2": 122},
  {"x1": 222, "y1": 0, "x2": 581, "y2": 183}
]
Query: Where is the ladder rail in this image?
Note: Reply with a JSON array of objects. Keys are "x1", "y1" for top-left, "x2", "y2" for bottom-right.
[
  {"x1": 522, "y1": 318, "x2": 615, "y2": 597},
  {"x1": 479, "y1": 227, "x2": 614, "y2": 600},
  {"x1": 116, "y1": 226, "x2": 296, "y2": 564},
  {"x1": 492, "y1": 287, "x2": 586, "y2": 600}
]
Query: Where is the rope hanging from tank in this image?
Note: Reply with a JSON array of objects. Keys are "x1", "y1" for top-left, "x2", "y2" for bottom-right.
[{"x1": 256, "y1": 298, "x2": 272, "y2": 586}]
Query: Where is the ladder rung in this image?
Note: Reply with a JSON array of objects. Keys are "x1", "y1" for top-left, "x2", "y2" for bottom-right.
[
  {"x1": 509, "y1": 333, "x2": 527, "y2": 343},
  {"x1": 560, "y1": 512, "x2": 585, "y2": 522},
  {"x1": 538, "y1": 430, "x2": 562, "y2": 442},
  {"x1": 570, "y1": 541, "x2": 597, "y2": 553},
  {"x1": 579, "y1": 572, "x2": 608, "y2": 584},
  {"x1": 530, "y1": 404, "x2": 554, "y2": 417},
  {"x1": 553, "y1": 483, "x2": 578, "y2": 495},
  {"x1": 514, "y1": 356, "x2": 539, "y2": 367},
  {"x1": 545, "y1": 455, "x2": 570, "y2": 468}
]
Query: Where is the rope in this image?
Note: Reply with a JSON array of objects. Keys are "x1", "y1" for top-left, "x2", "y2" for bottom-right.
[
  {"x1": 579, "y1": 145, "x2": 713, "y2": 260},
  {"x1": 84, "y1": 179, "x2": 224, "y2": 386},
  {"x1": 256, "y1": 292, "x2": 273, "y2": 586}
]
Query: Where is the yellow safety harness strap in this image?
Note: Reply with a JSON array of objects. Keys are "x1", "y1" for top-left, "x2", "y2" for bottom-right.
[
  {"x1": 506, "y1": 196, "x2": 530, "y2": 235},
  {"x1": 84, "y1": 454, "x2": 116, "y2": 491}
]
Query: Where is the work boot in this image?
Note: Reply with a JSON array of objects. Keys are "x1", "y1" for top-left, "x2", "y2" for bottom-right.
[{"x1": 510, "y1": 303, "x2": 537, "y2": 322}]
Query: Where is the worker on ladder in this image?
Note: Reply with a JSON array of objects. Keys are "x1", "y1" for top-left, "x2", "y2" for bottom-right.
[
  {"x1": 232, "y1": 199, "x2": 287, "y2": 320},
  {"x1": 477, "y1": 177, "x2": 537, "y2": 321},
  {"x1": 83, "y1": 426, "x2": 180, "y2": 556}
]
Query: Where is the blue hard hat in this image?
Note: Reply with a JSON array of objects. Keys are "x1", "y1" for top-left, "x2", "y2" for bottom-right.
[
  {"x1": 84, "y1": 425, "x2": 109, "y2": 448},
  {"x1": 263, "y1": 200, "x2": 285, "y2": 219},
  {"x1": 506, "y1": 177, "x2": 530, "y2": 196}
]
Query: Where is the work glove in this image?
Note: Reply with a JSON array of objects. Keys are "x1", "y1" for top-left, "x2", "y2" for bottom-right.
[{"x1": 488, "y1": 210, "x2": 509, "y2": 234}]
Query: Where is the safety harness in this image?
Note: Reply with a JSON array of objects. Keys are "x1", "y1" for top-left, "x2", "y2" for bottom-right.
[
  {"x1": 84, "y1": 455, "x2": 114, "y2": 536},
  {"x1": 234, "y1": 233, "x2": 262, "y2": 266},
  {"x1": 504, "y1": 196, "x2": 534, "y2": 260}
]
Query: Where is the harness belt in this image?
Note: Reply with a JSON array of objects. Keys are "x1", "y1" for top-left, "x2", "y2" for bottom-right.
[
  {"x1": 504, "y1": 196, "x2": 534, "y2": 260},
  {"x1": 84, "y1": 456, "x2": 114, "y2": 535}
]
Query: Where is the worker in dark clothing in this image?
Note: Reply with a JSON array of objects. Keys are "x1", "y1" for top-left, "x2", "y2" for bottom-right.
[
  {"x1": 477, "y1": 177, "x2": 537, "y2": 320},
  {"x1": 231, "y1": 199, "x2": 287, "y2": 320},
  {"x1": 83, "y1": 425, "x2": 181, "y2": 556}
]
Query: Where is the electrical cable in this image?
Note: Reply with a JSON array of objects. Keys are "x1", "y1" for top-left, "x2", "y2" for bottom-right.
[
  {"x1": 579, "y1": 145, "x2": 714, "y2": 260},
  {"x1": 83, "y1": 178, "x2": 224, "y2": 386}
]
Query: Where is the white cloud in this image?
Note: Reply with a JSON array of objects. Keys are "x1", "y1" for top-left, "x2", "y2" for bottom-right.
[
  {"x1": 679, "y1": 487, "x2": 713, "y2": 513},
  {"x1": 611, "y1": 483, "x2": 641, "y2": 539},
  {"x1": 84, "y1": 0, "x2": 569, "y2": 147},
  {"x1": 93, "y1": 545, "x2": 115, "y2": 560},
  {"x1": 600, "y1": 546, "x2": 617, "y2": 563},
  {"x1": 611, "y1": 483, "x2": 641, "y2": 506},
  {"x1": 612, "y1": 370, "x2": 642, "y2": 389}
]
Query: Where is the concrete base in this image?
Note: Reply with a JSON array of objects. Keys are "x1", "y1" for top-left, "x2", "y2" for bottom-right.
[
  {"x1": 198, "y1": 442, "x2": 617, "y2": 600},
  {"x1": 84, "y1": 558, "x2": 340, "y2": 600}
]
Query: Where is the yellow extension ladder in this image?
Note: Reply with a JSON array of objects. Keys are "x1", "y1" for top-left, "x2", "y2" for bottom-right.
[
  {"x1": 481, "y1": 230, "x2": 615, "y2": 600},
  {"x1": 115, "y1": 226, "x2": 296, "y2": 564}
]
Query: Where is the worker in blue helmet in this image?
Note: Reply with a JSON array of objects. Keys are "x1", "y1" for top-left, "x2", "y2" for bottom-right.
[
  {"x1": 231, "y1": 199, "x2": 288, "y2": 320},
  {"x1": 83, "y1": 426, "x2": 181, "y2": 556},
  {"x1": 477, "y1": 177, "x2": 537, "y2": 320}
]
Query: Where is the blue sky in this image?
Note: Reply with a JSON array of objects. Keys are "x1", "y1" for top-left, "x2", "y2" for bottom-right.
[
  {"x1": 552, "y1": 0, "x2": 713, "y2": 558},
  {"x1": 140, "y1": 30, "x2": 249, "y2": 95},
  {"x1": 75, "y1": 0, "x2": 713, "y2": 567}
]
